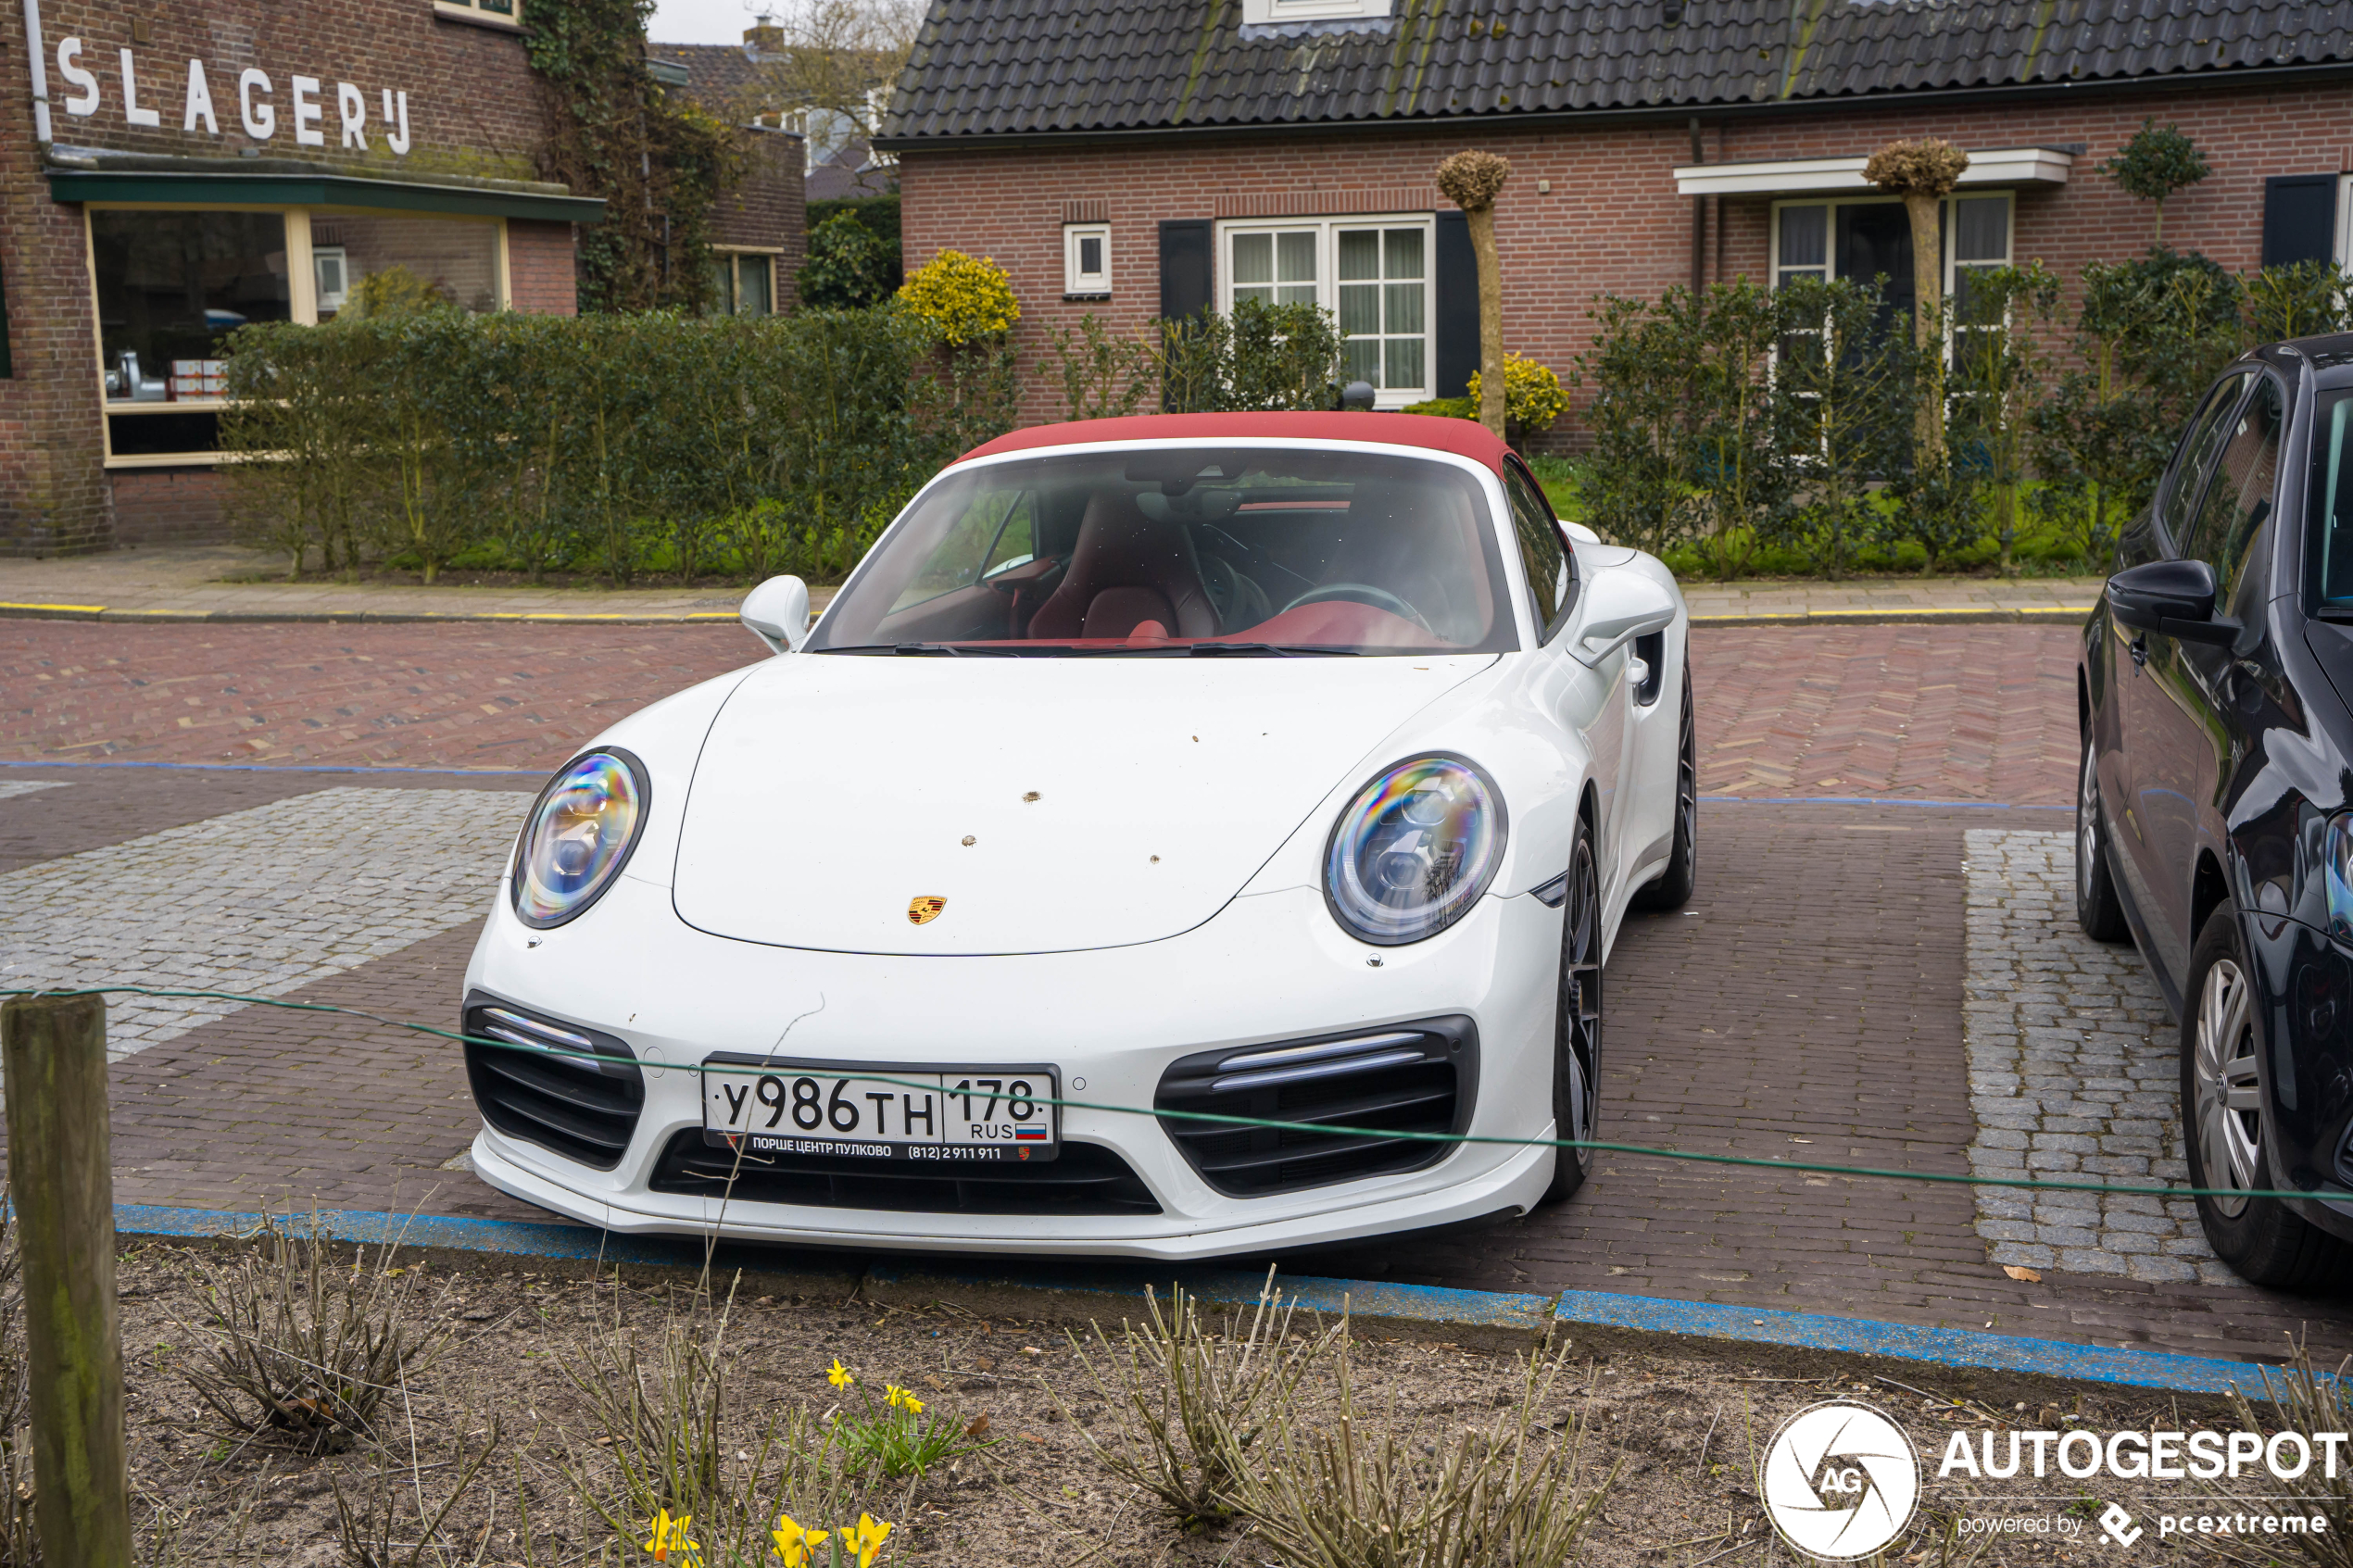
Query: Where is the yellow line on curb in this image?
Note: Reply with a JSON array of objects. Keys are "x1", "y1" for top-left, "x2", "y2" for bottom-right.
[{"x1": 0, "y1": 602, "x2": 106, "y2": 614}]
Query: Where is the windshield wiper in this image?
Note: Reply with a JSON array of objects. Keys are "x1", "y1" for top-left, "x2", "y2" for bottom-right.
[{"x1": 1186, "y1": 642, "x2": 1361, "y2": 657}]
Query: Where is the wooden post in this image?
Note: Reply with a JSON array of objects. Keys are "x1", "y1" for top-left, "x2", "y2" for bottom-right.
[{"x1": 1, "y1": 993, "x2": 131, "y2": 1568}]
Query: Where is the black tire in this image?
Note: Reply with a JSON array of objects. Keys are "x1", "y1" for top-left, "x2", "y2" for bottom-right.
[
  {"x1": 2074, "y1": 732, "x2": 2131, "y2": 943},
  {"x1": 2181, "y1": 903, "x2": 2351, "y2": 1289},
  {"x1": 1542, "y1": 816, "x2": 1604, "y2": 1204},
  {"x1": 1629, "y1": 662, "x2": 1697, "y2": 912}
]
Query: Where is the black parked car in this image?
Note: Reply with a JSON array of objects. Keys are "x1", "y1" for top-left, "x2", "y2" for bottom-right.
[{"x1": 2080, "y1": 336, "x2": 2353, "y2": 1288}]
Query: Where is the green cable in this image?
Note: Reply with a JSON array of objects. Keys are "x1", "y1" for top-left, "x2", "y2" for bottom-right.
[{"x1": 0, "y1": 983, "x2": 2322, "y2": 1205}]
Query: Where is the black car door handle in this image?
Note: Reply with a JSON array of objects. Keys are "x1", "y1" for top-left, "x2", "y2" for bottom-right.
[{"x1": 2130, "y1": 633, "x2": 2148, "y2": 669}]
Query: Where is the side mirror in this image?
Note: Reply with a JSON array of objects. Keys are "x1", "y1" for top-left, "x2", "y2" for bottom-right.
[
  {"x1": 1567, "y1": 570, "x2": 1678, "y2": 667},
  {"x1": 2107, "y1": 558, "x2": 2238, "y2": 646},
  {"x1": 741, "y1": 574, "x2": 812, "y2": 654},
  {"x1": 1564, "y1": 521, "x2": 1602, "y2": 546}
]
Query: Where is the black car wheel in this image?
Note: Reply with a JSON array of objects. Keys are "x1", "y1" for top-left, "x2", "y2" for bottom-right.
[
  {"x1": 1630, "y1": 664, "x2": 1697, "y2": 912},
  {"x1": 1542, "y1": 817, "x2": 1604, "y2": 1204},
  {"x1": 2181, "y1": 902, "x2": 2350, "y2": 1288},
  {"x1": 2074, "y1": 733, "x2": 2131, "y2": 943}
]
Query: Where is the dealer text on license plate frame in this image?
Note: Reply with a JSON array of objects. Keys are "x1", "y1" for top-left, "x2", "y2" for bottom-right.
[{"x1": 698, "y1": 1056, "x2": 1059, "y2": 1162}]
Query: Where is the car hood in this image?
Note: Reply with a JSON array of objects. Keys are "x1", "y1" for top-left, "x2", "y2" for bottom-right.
[{"x1": 670, "y1": 652, "x2": 1497, "y2": 955}]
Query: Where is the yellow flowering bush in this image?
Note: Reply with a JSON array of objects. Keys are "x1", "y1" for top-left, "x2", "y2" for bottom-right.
[
  {"x1": 896, "y1": 250, "x2": 1020, "y2": 345},
  {"x1": 1467, "y1": 352, "x2": 1572, "y2": 433}
]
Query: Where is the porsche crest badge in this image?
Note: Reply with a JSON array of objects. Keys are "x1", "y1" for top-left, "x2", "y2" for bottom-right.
[{"x1": 907, "y1": 896, "x2": 947, "y2": 925}]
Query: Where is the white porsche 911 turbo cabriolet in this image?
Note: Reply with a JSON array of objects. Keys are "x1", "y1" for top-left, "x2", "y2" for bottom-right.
[{"x1": 459, "y1": 410, "x2": 1694, "y2": 1258}]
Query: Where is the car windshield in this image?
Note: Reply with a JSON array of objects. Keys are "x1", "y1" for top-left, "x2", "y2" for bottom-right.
[
  {"x1": 810, "y1": 446, "x2": 1517, "y2": 656},
  {"x1": 2314, "y1": 391, "x2": 2353, "y2": 607}
]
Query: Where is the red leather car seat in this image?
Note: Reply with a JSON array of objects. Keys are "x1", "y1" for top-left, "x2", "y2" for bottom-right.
[{"x1": 1026, "y1": 493, "x2": 1219, "y2": 639}]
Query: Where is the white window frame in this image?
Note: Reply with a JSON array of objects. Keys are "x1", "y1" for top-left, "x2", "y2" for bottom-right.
[
  {"x1": 84, "y1": 205, "x2": 510, "y2": 469},
  {"x1": 433, "y1": 0, "x2": 525, "y2": 31},
  {"x1": 1240, "y1": 0, "x2": 1392, "y2": 22},
  {"x1": 1214, "y1": 212, "x2": 1434, "y2": 409},
  {"x1": 2334, "y1": 175, "x2": 2353, "y2": 264},
  {"x1": 709, "y1": 246, "x2": 780, "y2": 316},
  {"x1": 1063, "y1": 223, "x2": 1111, "y2": 297}
]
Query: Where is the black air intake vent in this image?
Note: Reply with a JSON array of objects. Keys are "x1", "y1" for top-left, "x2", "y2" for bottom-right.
[
  {"x1": 463, "y1": 994, "x2": 644, "y2": 1172},
  {"x1": 1153, "y1": 1017, "x2": 1477, "y2": 1198},
  {"x1": 648, "y1": 1133, "x2": 1160, "y2": 1215}
]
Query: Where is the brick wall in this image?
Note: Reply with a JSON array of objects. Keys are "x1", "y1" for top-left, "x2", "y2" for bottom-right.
[
  {"x1": 899, "y1": 79, "x2": 2353, "y2": 447},
  {"x1": 507, "y1": 220, "x2": 579, "y2": 316},
  {"x1": 111, "y1": 468, "x2": 227, "y2": 547},
  {"x1": 711, "y1": 128, "x2": 807, "y2": 310}
]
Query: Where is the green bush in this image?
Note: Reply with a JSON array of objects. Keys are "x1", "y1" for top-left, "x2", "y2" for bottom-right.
[
  {"x1": 797, "y1": 212, "x2": 897, "y2": 309},
  {"x1": 1571, "y1": 251, "x2": 2353, "y2": 578},
  {"x1": 220, "y1": 305, "x2": 1007, "y2": 585}
]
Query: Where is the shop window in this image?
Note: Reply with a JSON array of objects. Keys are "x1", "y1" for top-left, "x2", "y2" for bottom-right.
[
  {"x1": 90, "y1": 211, "x2": 291, "y2": 406},
  {"x1": 1219, "y1": 215, "x2": 1433, "y2": 406},
  {"x1": 1063, "y1": 223, "x2": 1110, "y2": 296},
  {"x1": 709, "y1": 253, "x2": 776, "y2": 316},
  {"x1": 309, "y1": 215, "x2": 499, "y2": 320}
]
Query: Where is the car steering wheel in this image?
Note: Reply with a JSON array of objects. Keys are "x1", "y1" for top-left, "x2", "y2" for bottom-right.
[{"x1": 1281, "y1": 583, "x2": 1434, "y2": 633}]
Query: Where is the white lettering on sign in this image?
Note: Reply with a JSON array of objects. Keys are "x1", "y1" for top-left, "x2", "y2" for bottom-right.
[
  {"x1": 381, "y1": 89, "x2": 410, "y2": 155},
  {"x1": 119, "y1": 47, "x2": 159, "y2": 126},
  {"x1": 183, "y1": 58, "x2": 216, "y2": 134},
  {"x1": 290, "y1": 74, "x2": 322, "y2": 146},
  {"x1": 238, "y1": 68, "x2": 271, "y2": 139},
  {"x1": 28, "y1": 32, "x2": 411, "y2": 155},
  {"x1": 57, "y1": 37, "x2": 98, "y2": 117}
]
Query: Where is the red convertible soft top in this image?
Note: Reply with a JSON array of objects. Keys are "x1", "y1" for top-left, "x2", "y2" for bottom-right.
[{"x1": 957, "y1": 411, "x2": 1513, "y2": 476}]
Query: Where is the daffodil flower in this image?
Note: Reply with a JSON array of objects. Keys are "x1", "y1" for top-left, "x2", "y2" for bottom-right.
[
  {"x1": 827, "y1": 1358, "x2": 855, "y2": 1389},
  {"x1": 770, "y1": 1512, "x2": 829, "y2": 1566},
  {"x1": 845, "y1": 1513, "x2": 893, "y2": 1568},
  {"x1": 884, "y1": 1384, "x2": 924, "y2": 1415},
  {"x1": 644, "y1": 1509, "x2": 699, "y2": 1562}
]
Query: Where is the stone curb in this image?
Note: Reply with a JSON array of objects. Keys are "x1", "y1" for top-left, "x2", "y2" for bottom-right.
[
  {"x1": 1688, "y1": 606, "x2": 2095, "y2": 628},
  {"x1": 110, "y1": 1202, "x2": 2283, "y2": 1399}
]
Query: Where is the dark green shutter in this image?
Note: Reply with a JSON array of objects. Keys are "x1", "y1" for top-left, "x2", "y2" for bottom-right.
[
  {"x1": 2262, "y1": 174, "x2": 2338, "y2": 268},
  {"x1": 1157, "y1": 220, "x2": 1213, "y2": 323},
  {"x1": 1434, "y1": 210, "x2": 1476, "y2": 400}
]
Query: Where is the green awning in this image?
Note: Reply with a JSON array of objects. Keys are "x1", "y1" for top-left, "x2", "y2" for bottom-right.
[{"x1": 45, "y1": 167, "x2": 606, "y2": 224}]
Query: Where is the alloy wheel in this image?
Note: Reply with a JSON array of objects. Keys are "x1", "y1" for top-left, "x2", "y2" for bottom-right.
[
  {"x1": 2076, "y1": 745, "x2": 2102, "y2": 905},
  {"x1": 2193, "y1": 957, "x2": 2264, "y2": 1219},
  {"x1": 1560, "y1": 834, "x2": 1603, "y2": 1177},
  {"x1": 1672, "y1": 685, "x2": 1697, "y2": 873}
]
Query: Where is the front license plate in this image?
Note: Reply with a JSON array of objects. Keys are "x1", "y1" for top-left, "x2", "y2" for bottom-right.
[{"x1": 698, "y1": 1056, "x2": 1059, "y2": 1162}]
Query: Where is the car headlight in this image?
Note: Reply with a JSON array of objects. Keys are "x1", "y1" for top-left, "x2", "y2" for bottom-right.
[
  {"x1": 512, "y1": 749, "x2": 648, "y2": 928},
  {"x1": 2327, "y1": 812, "x2": 2353, "y2": 943},
  {"x1": 1324, "y1": 755, "x2": 1506, "y2": 945}
]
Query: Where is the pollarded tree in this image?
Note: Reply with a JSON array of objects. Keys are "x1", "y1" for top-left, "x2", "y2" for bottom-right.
[
  {"x1": 2101, "y1": 120, "x2": 2210, "y2": 245},
  {"x1": 1863, "y1": 138, "x2": 1969, "y2": 466},
  {"x1": 1436, "y1": 150, "x2": 1512, "y2": 439}
]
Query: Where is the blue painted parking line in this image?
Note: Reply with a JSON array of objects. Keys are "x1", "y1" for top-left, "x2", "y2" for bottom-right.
[
  {"x1": 1554, "y1": 1289, "x2": 2269, "y2": 1396},
  {"x1": 111, "y1": 1201, "x2": 2276, "y2": 1395}
]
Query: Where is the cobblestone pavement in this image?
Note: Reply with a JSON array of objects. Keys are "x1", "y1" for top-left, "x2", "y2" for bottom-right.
[
  {"x1": 0, "y1": 787, "x2": 520, "y2": 1062},
  {"x1": 1, "y1": 622, "x2": 2085, "y2": 807},
  {"x1": 1961, "y1": 830, "x2": 2224, "y2": 1286}
]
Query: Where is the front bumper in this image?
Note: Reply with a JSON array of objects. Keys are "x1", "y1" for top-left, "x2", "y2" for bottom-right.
[{"x1": 459, "y1": 872, "x2": 1565, "y2": 1259}]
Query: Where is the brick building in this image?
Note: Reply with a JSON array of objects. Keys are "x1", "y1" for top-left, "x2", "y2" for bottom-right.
[
  {"x1": 879, "y1": 0, "x2": 2353, "y2": 436},
  {"x1": 0, "y1": 0, "x2": 798, "y2": 557}
]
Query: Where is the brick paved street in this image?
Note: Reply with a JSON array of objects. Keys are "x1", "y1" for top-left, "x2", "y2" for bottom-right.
[{"x1": 6, "y1": 616, "x2": 2336, "y2": 1368}]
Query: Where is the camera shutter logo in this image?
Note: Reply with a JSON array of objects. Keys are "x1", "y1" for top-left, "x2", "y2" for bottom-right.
[{"x1": 1759, "y1": 1400, "x2": 1920, "y2": 1562}]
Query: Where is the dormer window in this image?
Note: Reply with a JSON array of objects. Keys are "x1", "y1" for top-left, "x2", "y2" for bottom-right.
[{"x1": 1239, "y1": 0, "x2": 1392, "y2": 23}]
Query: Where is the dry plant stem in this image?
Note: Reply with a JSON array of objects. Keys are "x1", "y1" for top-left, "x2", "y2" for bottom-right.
[
  {"x1": 172, "y1": 1211, "x2": 454, "y2": 1456},
  {"x1": 331, "y1": 1415, "x2": 504, "y2": 1568},
  {"x1": 1237, "y1": 1334, "x2": 1614, "y2": 1568},
  {"x1": 2200, "y1": 1337, "x2": 2353, "y2": 1567},
  {"x1": 1056, "y1": 1267, "x2": 1335, "y2": 1526}
]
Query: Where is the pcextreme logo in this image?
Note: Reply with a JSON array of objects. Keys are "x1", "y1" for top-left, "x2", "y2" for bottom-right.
[{"x1": 1759, "y1": 1400, "x2": 1921, "y2": 1562}]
